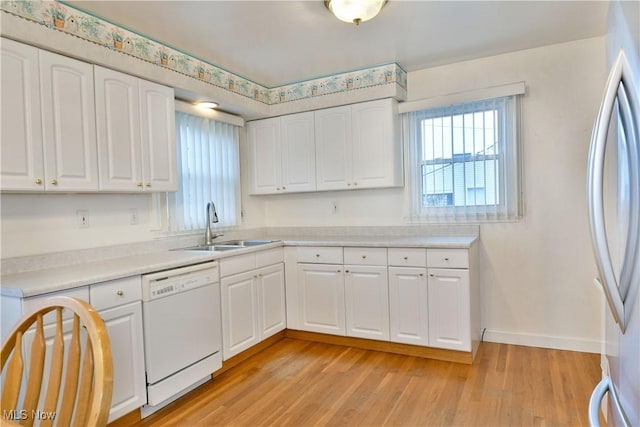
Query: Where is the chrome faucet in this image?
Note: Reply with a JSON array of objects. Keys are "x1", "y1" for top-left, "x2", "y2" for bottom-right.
[{"x1": 205, "y1": 201, "x2": 223, "y2": 245}]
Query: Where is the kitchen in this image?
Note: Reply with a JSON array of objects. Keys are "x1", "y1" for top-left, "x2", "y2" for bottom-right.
[{"x1": 0, "y1": 1, "x2": 638, "y2": 426}]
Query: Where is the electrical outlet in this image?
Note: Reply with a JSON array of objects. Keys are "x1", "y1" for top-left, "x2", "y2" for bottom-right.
[
  {"x1": 76, "y1": 210, "x2": 89, "y2": 228},
  {"x1": 130, "y1": 208, "x2": 139, "y2": 225}
]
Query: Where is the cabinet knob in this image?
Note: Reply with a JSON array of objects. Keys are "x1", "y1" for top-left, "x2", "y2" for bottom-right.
[
  {"x1": 316, "y1": 254, "x2": 320, "y2": 258},
  {"x1": 35, "y1": 178, "x2": 43, "y2": 185},
  {"x1": 444, "y1": 257, "x2": 450, "y2": 261},
  {"x1": 403, "y1": 256, "x2": 408, "y2": 260},
  {"x1": 277, "y1": 187, "x2": 281, "y2": 191},
  {"x1": 146, "y1": 183, "x2": 151, "y2": 188},
  {"x1": 282, "y1": 186, "x2": 286, "y2": 190},
  {"x1": 337, "y1": 269, "x2": 342, "y2": 273},
  {"x1": 347, "y1": 183, "x2": 351, "y2": 186},
  {"x1": 361, "y1": 255, "x2": 367, "y2": 259},
  {"x1": 116, "y1": 290, "x2": 124, "y2": 296},
  {"x1": 50, "y1": 179, "x2": 58, "y2": 185},
  {"x1": 419, "y1": 273, "x2": 424, "y2": 277},
  {"x1": 353, "y1": 182, "x2": 358, "y2": 186},
  {"x1": 429, "y1": 273, "x2": 435, "y2": 277},
  {"x1": 137, "y1": 182, "x2": 143, "y2": 187},
  {"x1": 345, "y1": 270, "x2": 350, "y2": 273}
]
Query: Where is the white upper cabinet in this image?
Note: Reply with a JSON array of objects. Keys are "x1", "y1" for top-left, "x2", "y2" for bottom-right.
[
  {"x1": 315, "y1": 98, "x2": 403, "y2": 191},
  {"x1": 351, "y1": 99, "x2": 403, "y2": 188},
  {"x1": 314, "y1": 105, "x2": 352, "y2": 190},
  {"x1": 2, "y1": 46, "x2": 101, "y2": 192},
  {"x1": 95, "y1": 66, "x2": 142, "y2": 191},
  {"x1": 95, "y1": 67, "x2": 176, "y2": 192},
  {"x1": 139, "y1": 79, "x2": 176, "y2": 192},
  {"x1": 248, "y1": 112, "x2": 316, "y2": 194},
  {"x1": 281, "y1": 112, "x2": 316, "y2": 192},
  {"x1": 248, "y1": 117, "x2": 281, "y2": 194},
  {"x1": 0, "y1": 39, "x2": 44, "y2": 191},
  {"x1": 39, "y1": 50, "x2": 99, "y2": 191}
]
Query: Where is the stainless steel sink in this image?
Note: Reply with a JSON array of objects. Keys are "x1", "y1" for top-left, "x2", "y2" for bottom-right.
[
  {"x1": 218, "y1": 239, "x2": 277, "y2": 247},
  {"x1": 175, "y1": 239, "x2": 279, "y2": 252}
]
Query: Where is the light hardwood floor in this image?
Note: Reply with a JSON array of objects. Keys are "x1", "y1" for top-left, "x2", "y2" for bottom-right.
[{"x1": 132, "y1": 338, "x2": 601, "y2": 426}]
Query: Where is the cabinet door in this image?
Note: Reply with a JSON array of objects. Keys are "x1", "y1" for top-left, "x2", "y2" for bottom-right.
[
  {"x1": 351, "y1": 98, "x2": 401, "y2": 189},
  {"x1": 99, "y1": 301, "x2": 147, "y2": 422},
  {"x1": 94, "y1": 66, "x2": 142, "y2": 191},
  {"x1": 0, "y1": 39, "x2": 44, "y2": 191},
  {"x1": 344, "y1": 265, "x2": 389, "y2": 340},
  {"x1": 221, "y1": 271, "x2": 259, "y2": 359},
  {"x1": 388, "y1": 267, "x2": 429, "y2": 345},
  {"x1": 247, "y1": 117, "x2": 281, "y2": 194},
  {"x1": 139, "y1": 79, "x2": 176, "y2": 192},
  {"x1": 315, "y1": 105, "x2": 352, "y2": 190},
  {"x1": 40, "y1": 50, "x2": 98, "y2": 191},
  {"x1": 257, "y1": 263, "x2": 286, "y2": 339},
  {"x1": 428, "y1": 268, "x2": 471, "y2": 351},
  {"x1": 297, "y1": 263, "x2": 345, "y2": 335},
  {"x1": 281, "y1": 112, "x2": 316, "y2": 192}
]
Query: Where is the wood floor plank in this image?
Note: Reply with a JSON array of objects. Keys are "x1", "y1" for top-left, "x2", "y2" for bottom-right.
[{"x1": 131, "y1": 339, "x2": 600, "y2": 427}]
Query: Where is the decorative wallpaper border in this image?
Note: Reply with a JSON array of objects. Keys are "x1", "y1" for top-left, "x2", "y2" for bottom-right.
[{"x1": 1, "y1": 0, "x2": 407, "y2": 105}]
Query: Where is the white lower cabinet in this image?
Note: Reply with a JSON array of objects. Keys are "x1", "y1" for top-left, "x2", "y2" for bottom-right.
[
  {"x1": 344, "y1": 265, "x2": 389, "y2": 340},
  {"x1": 258, "y1": 263, "x2": 287, "y2": 339},
  {"x1": 6, "y1": 276, "x2": 146, "y2": 423},
  {"x1": 89, "y1": 276, "x2": 146, "y2": 422},
  {"x1": 388, "y1": 267, "x2": 429, "y2": 346},
  {"x1": 297, "y1": 263, "x2": 345, "y2": 335},
  {"x1": 221, "y1": 270, "x2": 260, "y2": 359},
  {"x1": 220, "y1": 249, "x2": 286, "y2": 360},
  {"x1": 98, "y1": 301, "x2": 147, "y2": 422},
  {"x1": 427, "y1": 268, "x2": 471, "y2": 352}
]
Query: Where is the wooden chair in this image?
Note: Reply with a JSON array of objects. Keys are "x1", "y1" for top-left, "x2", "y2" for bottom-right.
[{"x1": 1, "y1": 296, "x2": 113, "y2": 427}]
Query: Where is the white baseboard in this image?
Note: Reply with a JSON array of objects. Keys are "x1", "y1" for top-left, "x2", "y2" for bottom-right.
[{"x1": 482, "y1": 330, "x2": 601, "y2": 353}]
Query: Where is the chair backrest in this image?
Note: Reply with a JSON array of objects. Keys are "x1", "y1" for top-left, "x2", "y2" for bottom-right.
[{"x1": 1, "y1": 296, "x2": 113, "y2": 427}]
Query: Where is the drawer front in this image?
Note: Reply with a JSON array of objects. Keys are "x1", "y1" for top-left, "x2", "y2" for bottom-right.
[
  {"x1": 220, "y1": 252, "x2": 257, "y2": 277},
  {"x1": 297, "y1": 246, "x2": 343, "y2": 264},
  {"x1": 387, "y1": 248, "x2": 427, "y2": 267},
  {"x1": 90, "y1": 276, "x2": 142, "y2": 311},
  {"x1": 256, "y1": 247, "x2": 284, "y2": 269},
  {"x1": 427, "y1": 249, "x2": 469, "y2": 269},
  {"x1": 23, "y1": 286, "x2": 90, "y2": 324},
  {"x1": 344, "y1": 247, "x2": 387, "y2": 266}
]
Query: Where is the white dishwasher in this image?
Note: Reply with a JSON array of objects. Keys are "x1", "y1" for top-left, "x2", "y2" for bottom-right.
[{"x1": 141, "y1": 261, "x2": 221, "y2": 414}]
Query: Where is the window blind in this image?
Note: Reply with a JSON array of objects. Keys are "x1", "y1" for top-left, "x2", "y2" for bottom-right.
[
  {"x1": 404, "y1": 95, "x2": 521, "y2": 222},
  {"x1": 168, "y1": 112, "x2": 240, "y2": 231}
]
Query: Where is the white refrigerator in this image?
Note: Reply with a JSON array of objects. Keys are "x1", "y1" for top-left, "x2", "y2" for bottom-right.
[{"x1": 587, "y1": 1, "x2": 639, "y2": 426}]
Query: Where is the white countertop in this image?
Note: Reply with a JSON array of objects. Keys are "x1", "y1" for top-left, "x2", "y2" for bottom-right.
[{"x1": 1, "y1": 235, "x2": 477, "y2": 298}]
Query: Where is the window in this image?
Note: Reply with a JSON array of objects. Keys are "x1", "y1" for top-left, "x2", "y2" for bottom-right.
[
  {"x1": 404, "y1": 95, "x2": 521, "y2": 222},
  {"x1": 166, "y1": 112, "x2": 240, "y2": 232}
]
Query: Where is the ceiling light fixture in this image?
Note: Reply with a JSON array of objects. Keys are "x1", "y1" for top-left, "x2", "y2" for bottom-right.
[
  {"x1": 196, "y1": 101, "x2": 218, "y2": 109},
  {"x1": 324, "y1": 0, "x2": 387, "y2": 26}
]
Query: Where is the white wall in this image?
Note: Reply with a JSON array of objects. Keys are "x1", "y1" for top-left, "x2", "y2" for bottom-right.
[{"x1": 260, "y1": 36, "x2": 607, "y2": 351}]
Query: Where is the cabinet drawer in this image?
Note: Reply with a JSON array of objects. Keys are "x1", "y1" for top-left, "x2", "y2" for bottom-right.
[
  {"x1": 220, "y1": 253, "x2": 256, "y2": 277},
  {"x1": 23, "y1": 286, "x2": 90, "y2": 324},
  {"x1": 256, "y1": 247, "x2": 284, "y2": 268},
  {"x1": 388, "y1": 248, "x2": 427, "y2": 267},
  {"x1": 427, "y1": 249, "x2": 469, "y2": 269},
  {"x1": 90, "y1": 276, "x2": 142, "y2": 311},
  {"x1": 344, "y1": 247, "x2": 387, "y2": 266},
  {"x1": 297, "y1": 246, "x2": 343, "y2": 264}
]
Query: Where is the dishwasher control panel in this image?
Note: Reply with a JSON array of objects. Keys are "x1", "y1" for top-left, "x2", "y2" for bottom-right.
[{"x1": 142, "y1": 261, "x2": 218, "y2": 301}]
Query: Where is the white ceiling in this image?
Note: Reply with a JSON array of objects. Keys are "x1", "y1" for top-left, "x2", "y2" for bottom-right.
[{"x1": 67, "y1": 0, "x2": 609, "y2": 88}]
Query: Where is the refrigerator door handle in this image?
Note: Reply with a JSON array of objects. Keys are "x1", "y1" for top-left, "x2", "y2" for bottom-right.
[
  {"x1": 589, "y1": 376, "x2": 631, "y2": 427},
  {"x1": 587, "y1": 50, "x2": 640, "y2": 332}
]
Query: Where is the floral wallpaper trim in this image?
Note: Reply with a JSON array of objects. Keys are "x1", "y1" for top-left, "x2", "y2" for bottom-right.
[{"x1": 1, "y1": 1, "x2": 407, "y2": 105}]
